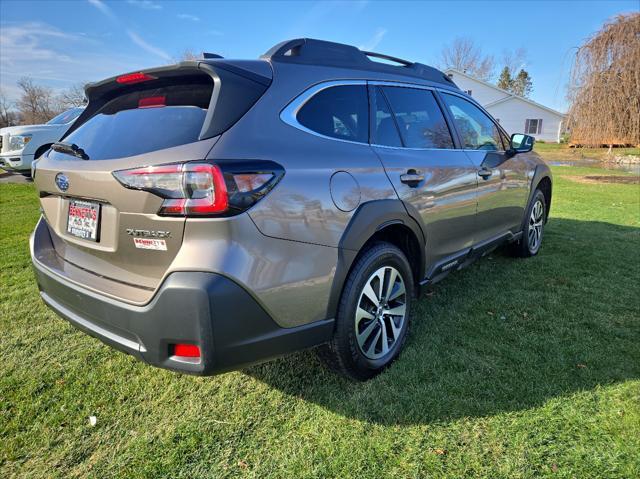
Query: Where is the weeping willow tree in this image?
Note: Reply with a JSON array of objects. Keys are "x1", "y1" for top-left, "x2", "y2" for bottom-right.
[{"x1": 567, "y1": 13, "x2": 640, "y2": 147}]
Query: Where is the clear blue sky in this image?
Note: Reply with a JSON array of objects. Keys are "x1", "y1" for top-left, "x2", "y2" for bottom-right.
[{"x1": 1, "y1": 0, "x2": 637, "y2": 112}]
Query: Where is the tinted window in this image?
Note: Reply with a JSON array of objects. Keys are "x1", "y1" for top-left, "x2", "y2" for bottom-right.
[
  {"x1": 297, "y1": 85, "x2": 368, "y2": 143},
  {"x1": 442, "y1": 93, "x2": 504, "y2": 151},
  {"x1": 372, "y1": 87, "x2": 402, "y2": 147},
  {"x1": 381, "y1": 87, "x2": 454, "y2": 149},
  {"x1": 52, "y1": 82, "x2": 212, "y2": 161}
]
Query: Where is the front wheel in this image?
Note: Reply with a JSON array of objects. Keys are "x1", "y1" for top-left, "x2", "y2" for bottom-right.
[
  {"x1": 317, "y1": 242, "x2": 414, "y2": 381},
  {"x1": 512, "y1": 189, "x2": 547, "y2": 257}
]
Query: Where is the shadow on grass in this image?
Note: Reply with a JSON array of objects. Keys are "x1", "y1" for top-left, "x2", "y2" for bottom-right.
[{"x1": 245, "y1": 218, "x2": 640, "y2": 425}]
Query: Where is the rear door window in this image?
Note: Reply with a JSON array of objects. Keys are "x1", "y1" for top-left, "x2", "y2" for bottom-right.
[
  {"x1": 296, "y1": 85, "x2": 369, "y2": 143},
  {"x1": 54, "y1": 81, "x2": 213, "y2": 161},
  {"x1": 380, "y1": 87, "x2": 454, "y2": 149}
]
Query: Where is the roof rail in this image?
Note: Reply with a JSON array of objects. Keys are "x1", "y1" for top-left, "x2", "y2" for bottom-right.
[
  {"x1": 361, "y1": 51, "x2": 412, "y2": 67},
  {"x1": 261, "y1": 38, "x2": 457, "y2": 87}
]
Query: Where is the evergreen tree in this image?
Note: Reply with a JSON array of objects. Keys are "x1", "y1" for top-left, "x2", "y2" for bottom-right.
[
  {"x1": 496, "y1": 67, "x2": 513, "y2": 90},
  {"x1": 512, "y1": 69, "x2": 533, "y2": 97}
]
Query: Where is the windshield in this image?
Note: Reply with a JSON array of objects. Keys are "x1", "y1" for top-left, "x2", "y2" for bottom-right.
[{"x1": 47, "y1": 107, "x2": 84, "y2": 125}]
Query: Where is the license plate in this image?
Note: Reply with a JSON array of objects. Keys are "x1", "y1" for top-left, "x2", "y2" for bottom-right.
[{"x1": 66, "y1": 200, "x2": 101, "y2": 241}]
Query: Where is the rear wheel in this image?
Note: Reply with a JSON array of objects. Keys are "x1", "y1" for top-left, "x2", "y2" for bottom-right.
[
  {"x1": 318, "y1": 242, "x2": 414, "y2": 381},
  {"x1": 512, "y1": 189, "x2": 546, "y2": 257}
]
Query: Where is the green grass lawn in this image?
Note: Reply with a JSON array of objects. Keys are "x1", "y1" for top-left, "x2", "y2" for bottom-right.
[{"x1": 1, "y1": 167, "x2": 639, "y2": 478}]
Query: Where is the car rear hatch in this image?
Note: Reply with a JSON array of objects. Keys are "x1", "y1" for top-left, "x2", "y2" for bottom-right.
[{"x1": 33, "y1": 60, "x2": 272, "y2": 304}]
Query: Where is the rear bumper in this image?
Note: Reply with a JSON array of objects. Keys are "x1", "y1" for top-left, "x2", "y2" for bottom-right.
[
  {"x1": 0, "y1": 152, "x2": 33, "y2": 170},
  {"x1": 31, "y1": 234, "x2": 334, "y2": 376}
]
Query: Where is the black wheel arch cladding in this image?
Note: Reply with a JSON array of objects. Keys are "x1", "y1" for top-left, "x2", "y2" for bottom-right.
[{"x1": 326, "y1": 199, "x2": 426, "y2": 321}]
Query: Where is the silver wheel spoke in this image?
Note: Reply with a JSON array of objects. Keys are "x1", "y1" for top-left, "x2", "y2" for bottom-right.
[
  {"x1": 384, "y1": 304, "x2": 406, "y2": 316},
  {"x1": 357, "y1": 318, "x2": 378, "y2": 348},
  {"x1": 375, "y1": 268, "x2": 386, "y2": 300},
  {"x1": 380, "y1": 319, "x2": 389, "y2": 354},
  {"x1": 356, "y1": 307, "x2": 374, "y2": 322},
  {"x1": 389, "y1": 316, "x2": 402, "y2": 338},
  {"x1": 366, "y1": 328, "x2": 382, "y2": 357},
  {"x1": 384, "y1": 268, "x2": 398, "y2": 301},
  {"x1": 388, "y1": 280, "x2": 405, "y2": 302},
  {"x1": 362, "y1": 282, "x2": 380, "y2": 307}
]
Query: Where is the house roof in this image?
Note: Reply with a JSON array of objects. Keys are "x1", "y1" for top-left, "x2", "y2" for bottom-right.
[{"x1": 445, "y1": 68, "x2": 566, "y2": 118}]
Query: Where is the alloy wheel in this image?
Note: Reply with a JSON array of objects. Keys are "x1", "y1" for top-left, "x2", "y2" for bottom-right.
[
  {"x1": 528, "y1": 199, "x2": 544, "y2": 252},
  {"x1": 354, "y1": 266, "x2": 407, "y2": 360}
]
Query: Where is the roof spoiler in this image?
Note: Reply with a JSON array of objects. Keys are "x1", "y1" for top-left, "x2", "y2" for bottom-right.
[
  {"x1": 262, "y1": 38, "x2": 457, "y2": 87},
  {"x1": 64, "y1": 61, "x2": 271, "y2": 142}
]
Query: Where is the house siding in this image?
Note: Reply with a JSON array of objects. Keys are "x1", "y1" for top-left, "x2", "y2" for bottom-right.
[
  {"x1": 446, "y1": 69, "x2": 565, "y2": 142},
  {"x1": 448, "y1": 72, "x2": 509, "y2": 104},
  {"x1": 486, "y1": 98, "x2": 564, "y2": 142}
]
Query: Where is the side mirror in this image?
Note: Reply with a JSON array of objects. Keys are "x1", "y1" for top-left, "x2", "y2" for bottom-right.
[{"x1": 510, "y1": 133, "x2": 535, "y2": 154}]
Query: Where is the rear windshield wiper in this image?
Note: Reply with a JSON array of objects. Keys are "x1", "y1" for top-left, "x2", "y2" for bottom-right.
[{"x1": 51, "y1": 142, "x2": 90, "y2": 160}]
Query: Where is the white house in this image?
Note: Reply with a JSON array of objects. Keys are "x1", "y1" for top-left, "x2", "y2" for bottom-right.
[{"x1": 445, "y1": 69, "x2": 566, "y2": 143}]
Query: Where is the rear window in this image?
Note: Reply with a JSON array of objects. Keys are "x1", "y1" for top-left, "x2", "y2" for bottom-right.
[
  {"x1": 54, "y1": 82, "x2": 213, "y2": 161},
  {"x1": 297, "y1": 85, "x2": 369, "y2": 143}
]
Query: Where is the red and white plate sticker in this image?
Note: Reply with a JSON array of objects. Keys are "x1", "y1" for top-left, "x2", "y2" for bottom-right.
[{"x1": 133, "y1": 238, "x2": 167, "y2": 251}]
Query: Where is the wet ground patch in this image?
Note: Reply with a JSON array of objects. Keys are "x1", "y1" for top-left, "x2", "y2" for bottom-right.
[{"x1": 565, "y1": 175, "x2": 640, "y2": 185}]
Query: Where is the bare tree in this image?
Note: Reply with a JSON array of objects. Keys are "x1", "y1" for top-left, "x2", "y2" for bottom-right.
[
  {"x1": 174, "y1": 49, "x2": 203, "y2": 62},
  {"x1": 567, "y1": 13, "x2": 640, "y2": 147},
  {"x1": 438, "y1": 37, "x2": 495, "y2": 81},
  {"x1": 16, "y1": 77, "x2": 58, "y2": 125},
  {"x1": 501, "y1": 47, "x2": 528, "y2": 77},
  {"x1": 0, "y1": 88, "x2": 16, "y2": 128},
  {"x1": 57, "y1": 83, "x2": 87, "y2": 110}
]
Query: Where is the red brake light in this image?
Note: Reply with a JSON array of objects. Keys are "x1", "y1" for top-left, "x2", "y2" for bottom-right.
[
  {"x1": 113, "y1": 163, "x2": 228, "y2": 216},
  {"x1": 172, "y1": 343, "x2": 201, "y2": 358},
  {"x1": 116, "y1": 72, "x2": 156, "y2": 85},
  {"x1": 138, "y1": 95, "x2": 166, "y2": 108}
]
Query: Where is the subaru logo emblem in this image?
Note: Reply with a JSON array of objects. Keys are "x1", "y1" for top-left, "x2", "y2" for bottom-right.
[{"x1": 55, "y1": 173, "x2": 69, "y2": 192}]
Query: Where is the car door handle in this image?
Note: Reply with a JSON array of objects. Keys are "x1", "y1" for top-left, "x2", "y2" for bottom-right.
[
  {"x1": 400, "y1": 170, "x2": 424, "y2": 187},
  {"x1": 478, "y1": 167, "x2": 493, "y2": 179}
]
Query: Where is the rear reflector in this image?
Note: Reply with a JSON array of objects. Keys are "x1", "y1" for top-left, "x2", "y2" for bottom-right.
[
  {"x1": 138, "y1": 95, "x2": 166, "y2": 108},
  {"x1": 116, "y1": 72, "x2": 156, "y2": 85},
  {"x1": 172, "y1": 343, "x2": 201, "y2": 358}
]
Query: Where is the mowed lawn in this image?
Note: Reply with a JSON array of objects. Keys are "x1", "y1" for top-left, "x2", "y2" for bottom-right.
[{"x1": 1, "y1": 165, "x2": 639, "y2": 478}]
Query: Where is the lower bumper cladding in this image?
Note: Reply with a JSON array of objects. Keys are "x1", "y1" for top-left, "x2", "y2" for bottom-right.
[{"x1": 32, "y1": 259, "x2": 334, "y2": 376}]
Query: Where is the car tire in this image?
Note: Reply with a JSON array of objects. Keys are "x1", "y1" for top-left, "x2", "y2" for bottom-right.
[
  {"x1": 511, "y1": 189, "x2": 547, "y2": 257},
  {"x1": 317, "y1": 242, "x2": 414, "y2": 381}
]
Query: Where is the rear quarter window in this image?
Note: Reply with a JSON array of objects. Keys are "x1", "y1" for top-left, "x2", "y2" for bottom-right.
[{"x1": 296, "y1": 85, "x2": 369, "y2": 143}]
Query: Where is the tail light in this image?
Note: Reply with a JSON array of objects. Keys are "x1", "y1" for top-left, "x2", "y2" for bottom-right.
[
  {"x1": 113, "y1": 163, "x2": 227, "y2": 216},
  {"x1": 113, "y1": 161, "x2": 284, "y2": 217}
]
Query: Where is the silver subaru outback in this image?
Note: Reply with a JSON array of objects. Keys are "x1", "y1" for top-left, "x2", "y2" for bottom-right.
[{"x1": 30, "y1": 38, "x2": 551, "y2": 380}]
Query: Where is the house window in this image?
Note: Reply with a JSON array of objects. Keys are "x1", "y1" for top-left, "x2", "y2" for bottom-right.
[
  {"x1": 525, "y1": 118, "x2": 543, "y2": 135},
  {"x1": 464, "y1": 90, "x2": 472, "y2": 96}
]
